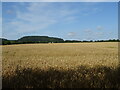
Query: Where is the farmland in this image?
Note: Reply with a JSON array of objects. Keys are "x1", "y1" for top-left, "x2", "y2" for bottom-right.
[{"x1": 2, "y1": 42, "x2": 120, "y2": 88}]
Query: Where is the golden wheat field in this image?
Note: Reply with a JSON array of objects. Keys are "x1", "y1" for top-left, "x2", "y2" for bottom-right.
[{"x1": 2, "y1": 42, "x2": 120, "y2": 88}]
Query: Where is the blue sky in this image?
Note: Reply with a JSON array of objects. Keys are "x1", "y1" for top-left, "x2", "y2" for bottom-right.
[
  {"x1": 0, "y1": 2, "x2": 2, "y2": 37},
  {"x1": 2, "y1": 2, "x2": 118, "y2": 40}
]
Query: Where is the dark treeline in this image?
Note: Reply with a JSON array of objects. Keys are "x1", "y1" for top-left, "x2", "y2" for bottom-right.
[
  {"x1": 0, "y1": 36, "x2": 64, "y2": 45},
  {"x1": 0, "y1": 36, "x2": 120, "y2": 45}
]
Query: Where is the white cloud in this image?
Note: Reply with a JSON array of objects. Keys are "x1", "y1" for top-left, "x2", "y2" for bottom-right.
[
  {"x1": 3, "y1": 2, "x2": 116, "y2": 40},
  {"x1": 97, "y1": 26, "x2": 103, "y2": 30},
  {"x1": 3, "y1": 3, "x2": 79, "y2": 39},
  {"x1": 94, "y1": 32, "x2": 104, "y2": 37},
  {"x1": 4, "y1": 3, "x2": 102, "y2": 37},
  {"x1": 67, "y1": 32, "x2": 77, "y2": 37},
  {"x1": 84, "y1": 28, "x2": 104, "y2": 40},
  {"x1": 84, "y1": 29, "x2": 93, "y2": 34}
]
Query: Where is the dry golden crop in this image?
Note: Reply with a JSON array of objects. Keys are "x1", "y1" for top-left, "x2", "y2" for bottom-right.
[{"x1": 2, "y1": 42, "x2": 120, "y2": 88}]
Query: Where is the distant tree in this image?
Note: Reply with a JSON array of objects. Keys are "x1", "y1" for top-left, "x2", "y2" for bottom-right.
[{"x1": 90, "y1": 40, "x2": 93, "y2": 42}]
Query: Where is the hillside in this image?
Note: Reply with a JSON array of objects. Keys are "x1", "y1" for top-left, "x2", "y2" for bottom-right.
[
  {"x1": 1, "y1": 36, "x2": 64, "y2": 45},
  {"x1": 17, "y1": 36, "x2": 64, "y2": 43}
]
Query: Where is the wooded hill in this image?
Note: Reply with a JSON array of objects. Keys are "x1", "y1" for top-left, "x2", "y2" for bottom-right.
[
  {"x1": 0, "y1": 36, "x2": 119, "y2": 45},
  {"x1": 18, "y1": 36, "x2": 64, "y2": 43},
  {"x1": 0, "y1": 36, "x2": 64, "y2": 45}
]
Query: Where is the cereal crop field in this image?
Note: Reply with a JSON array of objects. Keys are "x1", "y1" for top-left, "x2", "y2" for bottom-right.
[{"x1": 2, "y1": 42, "x2": 120, "y2": 88}]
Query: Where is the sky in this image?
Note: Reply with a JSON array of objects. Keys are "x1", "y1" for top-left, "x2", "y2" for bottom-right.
[
  {"x1": 0, "y1": 2, "x2": 2, "y2": 37},
  {"x1": 1, "y1": 0, "x2": 120, "y2": 2},
  {"x1": 2, "y1": 2, "x2": 118, "y2": 40}
]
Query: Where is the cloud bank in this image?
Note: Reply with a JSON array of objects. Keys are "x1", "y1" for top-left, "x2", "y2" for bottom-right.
[{"x1": 3, "y1": 3, "x2": 80, "y2": 39}]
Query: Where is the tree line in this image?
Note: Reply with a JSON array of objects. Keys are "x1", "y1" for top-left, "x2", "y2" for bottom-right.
[{"x1": 0, "y1": 36, "x2": 120, "y2": 45}]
